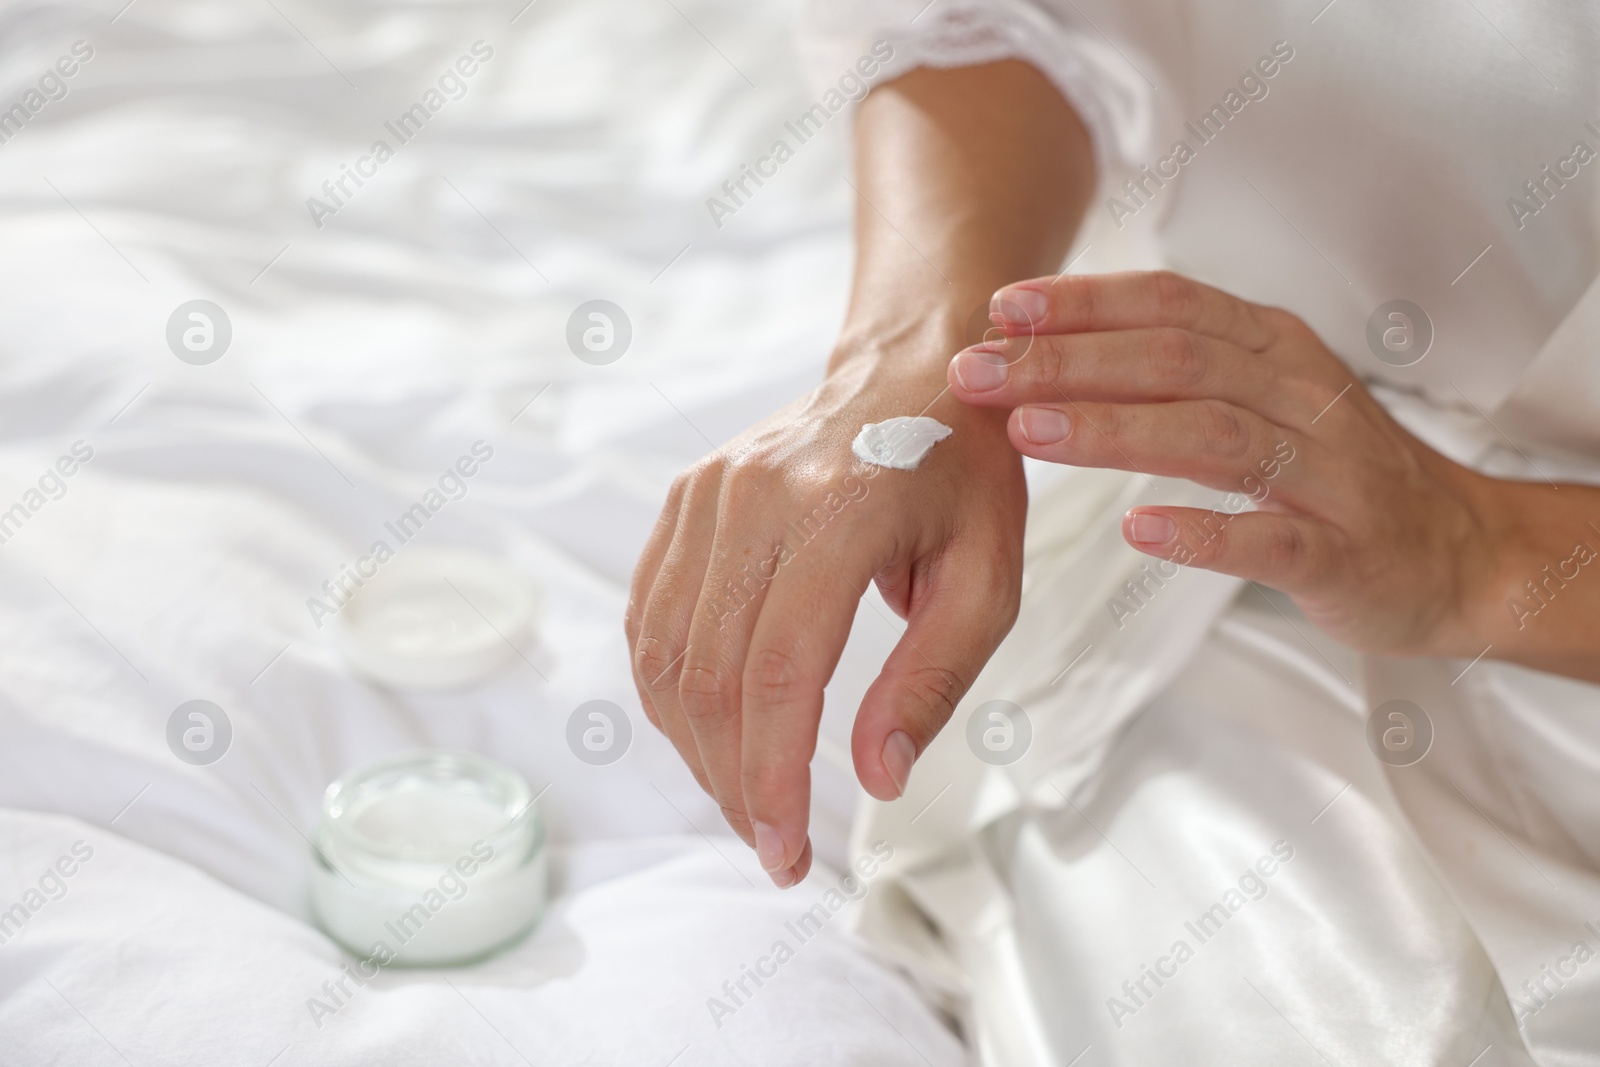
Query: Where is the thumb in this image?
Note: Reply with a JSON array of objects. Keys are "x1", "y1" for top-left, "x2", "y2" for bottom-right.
[{"x1": 851, "y1": 548, "x2": 1020, "y2": 801}]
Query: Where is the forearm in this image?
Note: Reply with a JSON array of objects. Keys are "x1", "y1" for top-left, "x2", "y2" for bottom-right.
[
  {"x1": 828, "y1": 60, "x2": 1095, "y2": 390},
  {"x1": 1463, "y1": 477, "x2": 1600, "y2": 683}
]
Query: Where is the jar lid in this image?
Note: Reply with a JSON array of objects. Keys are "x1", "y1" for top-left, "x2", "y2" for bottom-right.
[{"x1": 330, "y1": 547, "x2": 537, "y2": 689}]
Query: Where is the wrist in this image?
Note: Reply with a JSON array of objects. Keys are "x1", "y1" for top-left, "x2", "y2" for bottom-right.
[
  {"x1": 829, "y1": 262, "x2": 1035, "y2": 374},
  {"x1": 1446, "y1": 474, "x2": 1585, "y2": 658},
  {"x1": 821, "y1": 323, "x2": 1012, "y2": 437},
  {"x1": 829, "y1": 303, "x2": 973, "y2": 375}
]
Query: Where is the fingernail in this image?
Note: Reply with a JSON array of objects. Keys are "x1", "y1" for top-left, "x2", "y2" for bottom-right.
[
  {"x1": 951, "y1": 350, "x2": 1008, "y2": 391},
  {"x1": 752, "y1": 820, "x2": 788, "y2": 873},
  {"x1": 770, "y1": 865, "x2": 796, "y2": 889},
  {"x1": 882, "y1": 730, "x2": 917, "y2": 797},
  {"x1": 991, "y1": 287, "x2": 1048, "y2": 329},
  {"x1": 1129, "y1": 512, "x2": 1176, "y2": 546},
  {"x1": 1018, "y1": 406, "x2": 1071, "y2": 444}
]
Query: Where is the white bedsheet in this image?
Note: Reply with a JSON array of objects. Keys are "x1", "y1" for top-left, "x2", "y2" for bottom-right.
[{"x1": 0, "y1": 0, "x2": 965, "y2": 1062}]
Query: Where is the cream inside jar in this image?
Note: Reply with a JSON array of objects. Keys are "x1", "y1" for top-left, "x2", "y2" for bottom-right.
[{"x1": 310, "y1": 750, "x2": 547, "y2": 966}]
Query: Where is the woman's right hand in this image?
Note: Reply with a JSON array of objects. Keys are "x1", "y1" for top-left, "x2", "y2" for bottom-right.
[{"x1": 625, "y1": 334, "x2": 1028, "y2": 888}]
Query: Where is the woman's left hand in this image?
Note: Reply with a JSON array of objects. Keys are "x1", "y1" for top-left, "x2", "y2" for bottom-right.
[{"x1": 948, "y1": 270, "x2": 1517, "y2": 659}]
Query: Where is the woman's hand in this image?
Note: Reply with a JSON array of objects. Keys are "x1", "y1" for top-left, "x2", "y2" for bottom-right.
[
  {"x1": 625, "y1": 58, "x2": 1097, "y2": 886},
  {"x1": 626, "y1": 344, "x2": 1026, "y2": 888},
  {"x1": 949, "y1": 269, "x2": 1523, "y2": 659}
]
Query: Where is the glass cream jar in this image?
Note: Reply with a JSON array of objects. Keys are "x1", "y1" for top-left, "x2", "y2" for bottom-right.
[{"x1": 310, "y1": 750, "x2": 546, "y2": 966}]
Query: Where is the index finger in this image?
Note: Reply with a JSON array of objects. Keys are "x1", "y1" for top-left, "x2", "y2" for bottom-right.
[{"x1": 990, "y1": 269, "x2": 1278, "y2": 352}]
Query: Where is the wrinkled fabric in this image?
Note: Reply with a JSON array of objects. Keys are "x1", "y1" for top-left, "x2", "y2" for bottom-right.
[{"x1": 0, "y1": 0, "x2": 966, "y2": 1062}]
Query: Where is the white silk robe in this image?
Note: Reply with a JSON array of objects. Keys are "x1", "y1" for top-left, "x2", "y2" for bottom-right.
[{"x1": 802, "y1": 2, "x2": 1600, "y2": 1063}]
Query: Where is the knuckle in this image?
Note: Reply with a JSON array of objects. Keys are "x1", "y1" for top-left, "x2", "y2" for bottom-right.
[
  {"x1": 680, "y1": 455, "x2": 727, "y2": 497},
  {"x1": 678, "y1": 663, "x2": 735, "y2": 720},
  {"x1": 1036, "y1": 333, "x2": 1072, "y2": 386},
  {"x1": 1262, "y1": 304, "x2": 1309, "y2": 338},
  {"x1": 1197, "y1": 401, "x2": 1251, "y2": 460},
  {"x1": 667, "y1": 466, "x2": 701, "y2": 507},
  {"x1": 719, "y1": 460, "x2": 780, "y2": 518},
  {"x1": 744, "y1": 645, "x2": 805, "y2": 707},
  {"x1": 633, "y1": 637, "x2": 684, "y2": 693},
  {"x1": 719, "y1": 459, "x2": 757, "y2": 499},
  {"x1": 1093, "y1": 402, "x2": 1126, "y2": 446},
  {"x1": 1259, "y1": 305, "x2": 1321, "y2": 354},
  {"x1": 1055, "y1": 275, "x2": 1097, "y2": 325},
  {"x1": 1150, "y1": 271, "x2": 1200, "y2": 322},
  {"x1": 1182, "y1": 520, "x2": 1221, "y2": 563},
  {"x1": 1263, "y1": 521, "x2": 1308, "y2": 573},
  {"x1": 1147, "y1": 328, "x2": 1204, "y2": 390},
  {"x1": 1283, "y1": 376, "x2": 1330, "y2": 420},
  {"x1": 718, "y1": 803, "x2": 753, "y2": 834},
  {"x1": 897, "y1": 664, "x2": 967, "y2": 733}
]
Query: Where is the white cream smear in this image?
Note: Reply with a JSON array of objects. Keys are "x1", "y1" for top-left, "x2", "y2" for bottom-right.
[{"x1": 851, "y1": 416, "x2": 954, "y2": 470}]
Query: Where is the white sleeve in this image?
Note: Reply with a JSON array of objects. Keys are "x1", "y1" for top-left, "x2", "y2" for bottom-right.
[{"x1": 799, "y1": 0, "x2": 1155, "y2": 182}]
